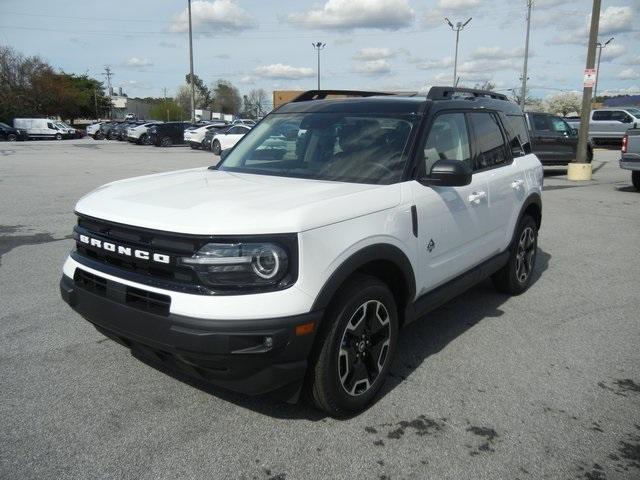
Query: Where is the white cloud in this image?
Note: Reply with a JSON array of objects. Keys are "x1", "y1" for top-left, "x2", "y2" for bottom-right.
[
  {"x1": 470, "y1": 46, "x2": 525, "y2": 61},
  {"x1": 125, "y1": 57, "x2": 153, "y2": 68},
  {"x1": 353, "y1": 47, "x2": 398, "y2": 61},
  {"x1": 424, "y1": 0, "x2": 477, "y2": 27},
  {"x1": 436, "y1": 0, "x2": 480, "y2": 9},
  {"x1": 353, "y1": 59, "x2": 392, "y2": 75},
  {"x1": 170, "y1": 0, "x2": 256, "y2": 34},
  {"x1": 598, "y1": 6, "x2": 633, "y2": 35},
  {"x1": 239, "y1": 75, "x2": 255, "y2": 84},
  {"x1": 617, "y1": 69, "x2": 640, "y2": 80},
  {"x1": 600, "y1": 44, "x2": 626, "y2": 62},
  {"x1": 288, "y1": 0, "x2": 415, "y2": 30},
  {"x1": 416, "y1": 57, "x2": 453, "y2": 70},
  {"x1": 253, "y1": 64, "x2": 315, "y2": 79},
  {"x1": 628, "y1": 56, "x2": 640, "y2": 66}
]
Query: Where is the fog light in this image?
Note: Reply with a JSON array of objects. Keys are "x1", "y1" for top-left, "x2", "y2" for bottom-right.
[{"x1": 263, "y1": 336, "x2": 273, "y2": 349}]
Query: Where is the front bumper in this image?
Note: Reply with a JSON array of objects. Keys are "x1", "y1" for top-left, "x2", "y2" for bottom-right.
[{"x1": 60, "y1": 273, "x2": 322, "y2": 396}]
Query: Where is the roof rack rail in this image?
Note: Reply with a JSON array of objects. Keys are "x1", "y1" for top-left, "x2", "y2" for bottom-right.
[
  {"x1": 427, "y1": 86, "x2": 509, "y2": 101},
  {"x1": 291, "y1": 89, "x2": 418, "y2": 103}
]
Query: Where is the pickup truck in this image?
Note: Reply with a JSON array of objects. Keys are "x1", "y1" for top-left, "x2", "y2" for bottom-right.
[
  {"x1": 621, "y1": 129, "x2": 640, "y2": 191},
  {"x1": 566, "y1": 108, "x2": 640, "y2": 143},
  {"x1": 525, "y1": 112, "x2": 592, "y2": 165}
]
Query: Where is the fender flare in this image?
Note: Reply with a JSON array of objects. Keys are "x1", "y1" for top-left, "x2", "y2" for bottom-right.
[
  {"x1": 311, "y1": 243, "x2": 416, "y2": 312},
  {"x1": 510, "y1": 192, "x2": 542, "y2": 247}
]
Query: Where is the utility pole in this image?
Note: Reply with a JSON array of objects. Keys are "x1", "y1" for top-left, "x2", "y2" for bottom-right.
[
  {"x1": 163, "y1": 87, "x2": 169, "y2": 121},
  {"x1": 102, "y1": 66, "x2": 114, "y2": 119},
  {"x1": 593, "y1": 37, "x2": 614, "y2": 101},
  {"x1": 445, "y1": 17, "x2": 471, "y2": 87},
  {"x1": 520, "y1": 0, "x2": 533, "y2": 110},
  {"x1": 569, "y1": 0, "x2": 601, "y2": 181},
  {"x1": 94, "y1": 88, "x2": 98, "y2": 121},
  {"x1": 187, "y1": 0, "x2": 196, "y2": 123},
  {"x1": 312, "y1": 42, "x2": 326, "y2": 90}
]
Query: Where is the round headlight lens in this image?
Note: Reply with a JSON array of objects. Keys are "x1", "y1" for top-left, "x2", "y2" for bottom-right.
[{"x1": 252, "y1": 248, "x2": 280, "y2": 279}]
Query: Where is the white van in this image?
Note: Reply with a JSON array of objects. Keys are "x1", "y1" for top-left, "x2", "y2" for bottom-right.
[{"x1": 13, "y1": 118, "x2": 67, "y2": 140}]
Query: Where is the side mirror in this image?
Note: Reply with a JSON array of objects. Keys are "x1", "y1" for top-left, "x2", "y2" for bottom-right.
[
  {"x1": 420, "y1": 159, "x2": 472, "y2": 187},
  {"x1": 220, "y1": 149, "x2": 230, "y2": 160}
]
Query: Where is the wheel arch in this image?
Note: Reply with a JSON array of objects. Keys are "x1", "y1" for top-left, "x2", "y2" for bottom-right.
[{"x1": 311, "y1": 243, "x2": 416, "y2": 326}]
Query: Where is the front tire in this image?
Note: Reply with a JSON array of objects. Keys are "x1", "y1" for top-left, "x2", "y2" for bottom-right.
[
  {"x1": 55, "y1": 133, "x2": 63, "y2": 140},
  {"x1": 492, "y1": 214, "x2": 538, "y2": 295},
  {"x1": 212, "y1": 140, "x2": 221, "y2": 155},
  {"x1": 189, "y1": 142, "x2": 199, "y2": 149},
  {"x1": 7, "y1": 133, "x2": 17, "y2": 141},
  {"x1": 160, "y1": 136, "x2": 172, "y2": 147},
  {"x1": 137, "y1": 133, "x2": 147, "y2": 145},
  {"x1": 632, "y1": 171, "x2": 640, "y2": 191},
  {"x1": 307, "y1": 275, "x2": 398, "y2": 417}
]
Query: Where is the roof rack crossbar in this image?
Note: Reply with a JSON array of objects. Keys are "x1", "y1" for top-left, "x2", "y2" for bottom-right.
[
  {"x1": 427, "y1": 86, "x2": 509, "y2": 101},
  {"x1": 291, "y1": 89, "x2": 417, "y2": 103}
]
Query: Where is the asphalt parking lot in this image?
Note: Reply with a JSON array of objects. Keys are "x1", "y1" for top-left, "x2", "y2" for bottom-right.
[{"x1": 1, "y1": 139, "x2": 639, "y2": 480}]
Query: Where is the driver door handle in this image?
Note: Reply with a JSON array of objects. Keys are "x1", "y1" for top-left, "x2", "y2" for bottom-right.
[{"x1": 468, "y1": 191, "x2": 487, "y2": 204}]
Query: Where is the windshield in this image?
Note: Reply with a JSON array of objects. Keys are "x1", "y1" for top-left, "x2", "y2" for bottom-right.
[
  {"x1": 626, "y1": 108, "x2": 640, "y2": 117},
  {"x1": 218, "y1": 112, "x2": 417, "y2": 184}
]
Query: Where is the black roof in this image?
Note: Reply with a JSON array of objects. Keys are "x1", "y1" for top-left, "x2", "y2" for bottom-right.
[{"x1": 275, "y1": 87, "x2": 523, "y2": 116}]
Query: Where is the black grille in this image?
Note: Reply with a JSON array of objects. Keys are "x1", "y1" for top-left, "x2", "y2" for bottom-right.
[{"x1": 74, "y1": 268, "x2": 171, "y2": 316}]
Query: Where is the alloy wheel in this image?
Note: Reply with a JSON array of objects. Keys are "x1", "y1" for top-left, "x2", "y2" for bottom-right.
[
  {"x1": 515, "y1": 226, "x2": 536, "y2": 283},
  {"x1": 338, "y1": 300, "x2": 391, "y2": 396}
]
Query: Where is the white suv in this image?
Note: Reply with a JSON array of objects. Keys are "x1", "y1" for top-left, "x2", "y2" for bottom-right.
[
  {"x1": 126, "y1": 122, "x2": 161, "y2": 145},
  {"x1": 60, "y1": 87, "x2": 543, "y2": 416}
]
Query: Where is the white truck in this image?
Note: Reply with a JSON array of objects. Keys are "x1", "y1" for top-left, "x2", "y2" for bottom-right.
[
  {"x1": 621, "y1": 129, "x2": 640, "y2": 191},
  {"x1": 566, "y1": 107, "x2": 640, "y2": 143},
  {"x1": 13, "y1": 118, "x2": 69, "y2": 140},
  {"x1": 60, "y1": 87, "x2": 543, "y2": 416}
]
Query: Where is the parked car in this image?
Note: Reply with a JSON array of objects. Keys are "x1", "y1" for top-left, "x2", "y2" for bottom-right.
[
  {"x1": 86, "y1": 122, "x2": 105, "y2": 137},
  {"x1": 566, "y1": 108, "x2": 640, "y2": 143},
  {"x1": 232, "y1": 118, "x2": 257, "y2": 127},
  {"x1": 127, "y1": 122, "x2": 161, "y2": 144},
  {"x1": 148, "y1": 122, "x2": 194, "y2": 147},
  {"x1": 211, "y1": 125, "x2": 251, "y2": 154},
  {"x1": 621, "y1": 129, "x2": 640, "y2": 191},
  {"x1": 184, "y1": 123, "x2": 228, "y2": 149},
  {"x1": 124, "y1": 113, "x2": 137, "y2": 120},
  {"x1": 113, "y1": 121, "x2": 140, "y2": 141},
  {"x1": 96, "y1": 121, "x2": 120, "y2": 140},
  {"x1": 54, "y1": 122, "x2": 78, "y2": 139},
  {"x1": 202, "y1": 125, "x2": 230, "y2": 150},
  {"x1": 0, "y1": 121, "x2": 27, "y2": 141},
  {"x1": 13, "y1": 118, "x2": 68, "y2": 140},
  {"x1": 60, "y1": 86, "x2": 543, "y2": 416},
  {"x1": 525, "y1": 112, "x2": 592, "y2": 165}
]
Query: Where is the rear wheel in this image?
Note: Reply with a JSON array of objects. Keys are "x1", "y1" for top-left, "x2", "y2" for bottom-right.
[
  {"x1": 307, "y1": 275, "x2": 398, "y2": 417},
  {"x1": 632, "y1": 171, "x2": 640, "y2": 191},
  {"x1": 492, "y1": 214, "x2": 538, "y2": 295},
  {"x1": 160, "y1": 136, "x2": 172, "y2": 147},
  {"x1": 212, "y1": 140, "x2": 221, "y2": 155}
]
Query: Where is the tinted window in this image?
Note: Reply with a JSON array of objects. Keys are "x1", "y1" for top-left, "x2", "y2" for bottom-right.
[
  {"x1": 423, "y1": 113, "x2": 471, "y2": 173},
  {"x1": 610, "y1": 111, "x2": 631, "y2": 123},
  {"x1": 550, "y1": 116, "x2": 571, "y2": 133},
  {"x1": 467, "y1": 112, "x2": 508, "y2": 170},
  {"x1": 505, "y1": 114, "x2": 531, "y2": 156},
  {"x1": 47, "y1": 122, "x2": 54, "y2": 129},
  {"x1": 592, "y1": 111, "x2": 612, "y2": 121},
  {"x1": 531, "y1": 114, "x2": 550, "y2": 131}
]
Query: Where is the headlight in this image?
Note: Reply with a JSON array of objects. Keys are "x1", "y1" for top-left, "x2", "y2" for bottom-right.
[{"x1": 179, "y1": 242, "x2": 290, "y2": 289}]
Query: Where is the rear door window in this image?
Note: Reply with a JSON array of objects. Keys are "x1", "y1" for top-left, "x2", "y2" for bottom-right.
[
  {"x1": 610, "y1": 111, "x2": 632, "y2": 123},
  {"x1": 531, "y1": 114, "x2": 551, "y2": 131},
  {"x1": 592, "y1": 111, "x2": 612, "y2": 121},
  {"x1": 505, "y1": 114, "x2": 531, "y2": 156},
  {"x1": 467, "y1": 112, "x2": 508, "y2": 170}
]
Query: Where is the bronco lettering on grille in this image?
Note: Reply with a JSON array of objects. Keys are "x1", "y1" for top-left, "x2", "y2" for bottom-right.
[{"x1": 79, "y1": 234, "x2": 170, "y2": 264}]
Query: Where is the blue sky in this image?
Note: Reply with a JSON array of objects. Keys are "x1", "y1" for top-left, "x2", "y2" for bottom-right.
[{"x1": 0, "y1": 0, "x2": 638, "y2": 101}]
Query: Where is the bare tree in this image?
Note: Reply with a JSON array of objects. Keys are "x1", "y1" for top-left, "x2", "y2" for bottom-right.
[{"x1": 243, "y1": 88, "x2": 269, "y2": 118}]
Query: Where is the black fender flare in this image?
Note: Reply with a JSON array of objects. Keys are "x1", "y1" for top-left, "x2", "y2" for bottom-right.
[
  {"x1": 510, "y1": 192, "x2": 542, "y2": 248},
  {"x1": 311, "y1": 243, "x2": 416, "y2": 312}
]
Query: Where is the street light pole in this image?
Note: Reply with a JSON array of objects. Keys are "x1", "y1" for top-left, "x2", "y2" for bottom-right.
[
  {"x1": 520, "y1": 0, "x2": 533, "y2": 110},
  {"x1": 445, "y1": 17, "x2": 472, "y2": 87},
  {"x1": 569, "y1": 0, "x2": 601, "y2": 182},
  {"x1": 312, "y1": 42, "x2": 326, "y2": 90},
  {"x1": 188, "y1": 0, "x2": 196, "y2": 123},
  {"x1": 593, "y1": 37, "x2": 613, "y2": 101}
]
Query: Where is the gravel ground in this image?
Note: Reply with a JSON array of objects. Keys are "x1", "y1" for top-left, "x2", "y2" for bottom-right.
[{"x1": 1, "y1": 139, "x2": 639, "y2": 480}]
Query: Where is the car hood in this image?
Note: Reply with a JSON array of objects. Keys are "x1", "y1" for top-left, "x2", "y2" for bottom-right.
[{"x1": 75, "y1": 167, "x2": 401, "y2": 234}]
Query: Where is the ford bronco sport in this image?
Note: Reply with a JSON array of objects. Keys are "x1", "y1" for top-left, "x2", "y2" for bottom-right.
[{"x1": 60, "y1": 87, "x2": 543, "y2": 416}]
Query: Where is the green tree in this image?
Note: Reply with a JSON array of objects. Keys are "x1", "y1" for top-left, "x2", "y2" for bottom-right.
[
  {"x1": 149, "y1": 100, "x2": 187, "y2": 121},
  {"x1": 211, "y1": 79, "x2": 241, "y2": 115},
  {"x1": 185, "y1": 73, "x2": 211, "y2": 108}
]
